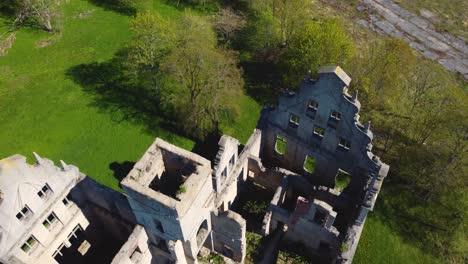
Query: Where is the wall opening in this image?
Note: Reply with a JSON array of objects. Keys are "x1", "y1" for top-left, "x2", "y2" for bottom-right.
[
  {"x1": 313, "y1": 210, "x2": 327, "y2": 226},
  {"x1": 222, "y1": 245, "x2": 234, "y2": 258},
  {"x1": 196, "y1": 220, "x2": 209, "y2": 248},
  {"x1": 289, "y1": 113, "x2": 300, "y2": 128},
  {"x1": 303, "y1": 155, "x2": 316, "y2": 173},
  {"x1": 275, "y1": 135, "x2": 287, "y2": 155},
  {"x1": 334, "y1": 170, "x2": 351, "y2": 191}
]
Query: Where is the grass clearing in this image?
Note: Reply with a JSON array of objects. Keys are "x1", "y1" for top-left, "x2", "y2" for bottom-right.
[{"x1": 355, "y1": 216, "x2": 441, "y2": 264}]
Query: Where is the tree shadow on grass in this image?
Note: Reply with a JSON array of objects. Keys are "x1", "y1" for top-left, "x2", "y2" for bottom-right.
[
  {"x1": 66, "y1": 49, "x2": 223, "y2": 154},
  {"x1": 65, "y1": 49, "x2": 186, "y2": 138},
  {"x1": 109, "y1": 161, "x2": 135, "y2": 181},
  {"x1": 240, "y1": 60, "x2": 280, "y2": 105},
  {"x1": 88, "y1": 0, "x2": 137, "y2": 16}
]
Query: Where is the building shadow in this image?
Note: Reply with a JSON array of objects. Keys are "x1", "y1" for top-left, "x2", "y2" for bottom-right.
[
  {"x1": 109, "y1": 161, "x2": 136, "y2": 181},
  {"x1": 191, "y1": 132, "x2": 221, "y2": 163}
]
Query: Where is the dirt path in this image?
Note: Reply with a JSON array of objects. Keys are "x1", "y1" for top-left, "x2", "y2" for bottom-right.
[{"x1": 357, "y1": 0, "x2": 468, "y2": 79}]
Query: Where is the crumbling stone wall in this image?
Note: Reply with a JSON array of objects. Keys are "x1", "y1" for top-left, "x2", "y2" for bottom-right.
[
  {"x1": 209, "y1": 211, "x2": 246, "y2": 262},
  {"x1": 257, "y1": 66, "x2": 389, "y2": 263},
  {"x1": 111, "y1": 225, "x2": 152, "y2": 264}
]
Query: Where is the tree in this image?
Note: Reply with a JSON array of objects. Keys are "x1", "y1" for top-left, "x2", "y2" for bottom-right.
[
  {"x1": 239, "y1": 8, "x2": 281, "y2": 56},
  {"x1": 348, "y1": 38, "x2": 416, "y2": 112},
  {"x1": 248, "y1": 0, "x2": 310, "y2": 45},
  {"x1": 272, "y1": 0, "x2": 311, "y2": 45},
  {"x1": 128, "y1": 11, "x2": 176, "y2": 96},
  {"x1": 213, "y1": 8, "x2": 246, "y2": 45},
  {"x1": 279, "y1": 19, "x2": 354, "y2": 87},
  {"x1": 19, "y1": 0, "x2": 61, "y2": 32},
  {"x1": 162, "y1": 13, "x2": 243, "y2": 139},
  {"x1": 0, "y1": 0, "x2": 20, "y2": 16}
]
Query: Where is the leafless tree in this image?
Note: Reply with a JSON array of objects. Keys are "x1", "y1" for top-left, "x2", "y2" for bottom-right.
[
  {"x1": 213, "y1": 8, "x2": 246, "y2": 44},
  {"x1": 20, "y1": 0, "x2": 60, "y2": 32}
]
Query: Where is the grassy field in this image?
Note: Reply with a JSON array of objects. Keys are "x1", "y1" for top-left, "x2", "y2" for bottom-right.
[
  {"x1": 395, "y1": 0, "x2": 467, "y2": 39},
  {"x1": 355, "y1": 217, "x2": 440, "y2": 264},
  {"x1": 0, "y1": 0, "x2": 449, "y2": 263}
]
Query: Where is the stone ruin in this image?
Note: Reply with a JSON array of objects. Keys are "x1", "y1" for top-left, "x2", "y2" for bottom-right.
[{"x1": 0, "y1": 66, "x2": 388, "y2": 264}]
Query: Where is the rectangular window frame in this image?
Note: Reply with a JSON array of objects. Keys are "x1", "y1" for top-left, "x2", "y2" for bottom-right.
[
  {"x1": 338, "y1": 138, "x2": 351, "y2": 150},
  {"x1": 303, "y1": 155, "x2": 316, "y2": 173},
  {"x1": 16, "y1": 205, "x2": 33, "y2": 221},
  {"x1": 43, "y1": 212, "x2": 59, "y2": 230},
  {"x1": 313, "y1": 126, "x2": 325, "y2": 137},
  {"x1": 308, "y1": 99, "x2": 319, "y2": 111},
  {"x1": 289, "y1": 113, "x2": 300, "y2": 128},
  {"x1": 330, "y1": 110, "x2": 342, "y2": 121},
  {"x1": 37, "y1": 183, "x2": 53, "y2": 199},
  {"x1": 21, "y1": 235, "x2": 38, "y2": 253},
  {"x1": 62, "y1": 194, "x2": 72, "y2": 207},
  {"x1": 274, "y1": 135, "x2": 287, "y2": 155}
]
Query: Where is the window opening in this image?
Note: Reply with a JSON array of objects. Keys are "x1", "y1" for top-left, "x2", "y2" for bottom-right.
[
  {"x1": 154, "y1": 219, "x2": 164, "y2": 233},
  {"x1": 308, "y1": 100, "x2": 319, "y2": 111},
  {"x1": 335, "y1": 170, "x2": 352, "y2": 191},
  {"x1": 330, "y1": 111, "x2": 342, "y2": 120},
  {"x1": 313, "y1": 126, "x2": 325, "y2": 137},
  {"x1": 37, "y1": 183, "x2": 52, "y2": 198},
  {"x1": 314, "y1": 210, "x2": 327, "y2": 226},
  {"x1": 338, "y1": 138, "x2": 351, "y2": 150},
  {"x1": 289, "y1": 113, "x2": 300, "y2": 127},
  {"x1": 229, "y1": 155, "x2": 235, "y2": 167},
  {"x1": 21, "y1": 236, "x2": 38, "y2": 253},
  {"x1": 275, "y1": 135, "x2": 287, "y2": 155},
  {"x1": 43, "y1": 212, "x2": 58, "y2": 229},
  {"x1": 16, "y1": 205, "x2": 32, "y2": 221},
  {"x1": 303, "y1": 155, "x2": 316, "y2": 173},
  {"x1": 62, "y1": 195, "x2": 71, "y2": 206}
]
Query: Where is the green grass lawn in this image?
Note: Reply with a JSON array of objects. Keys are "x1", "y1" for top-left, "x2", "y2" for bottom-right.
[
  {"x1": 355, "y1": 216, "x2": 441, "y2": 264},
  {"x1": 0, "y1": 0, "x2": 445, "y2": 263}
]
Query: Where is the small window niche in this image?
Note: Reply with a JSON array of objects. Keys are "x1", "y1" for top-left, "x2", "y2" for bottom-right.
[
  {"x1": 303, "y1": 155, "x2": 316, "y2": 173},
  {"x1": 275, "y1": 135, "x2": 287, "y2": 155},
  {"x1": 338, "y1": 137, "x2": 351, "y2": 151},
  {"x1": 229, "y1": 155, "x2": 235, "y2": 168},
  {"x1": 313, "y1": 126, "x2": 325, "y2": 138},
  {"x1": 289, "y1": 113, "x2": 300, "y2": 128}
]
